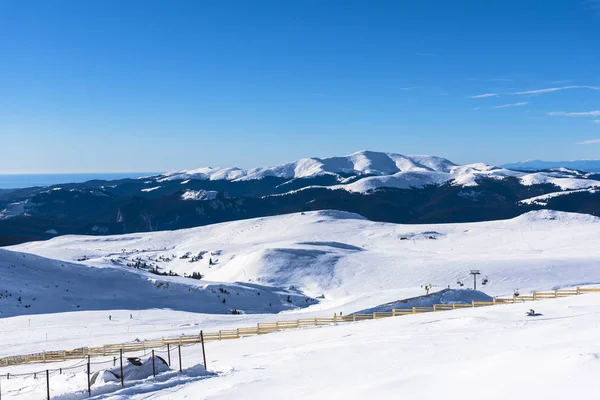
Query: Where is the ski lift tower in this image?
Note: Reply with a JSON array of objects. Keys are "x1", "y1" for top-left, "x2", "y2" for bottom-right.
[{"x1": 470, "y1": 270, "x2": 481, "y2": 290}]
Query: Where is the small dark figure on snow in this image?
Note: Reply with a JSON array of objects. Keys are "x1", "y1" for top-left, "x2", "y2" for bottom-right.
[{"x1": 109, "y1": 315, "x2": 112, "y2": 321}]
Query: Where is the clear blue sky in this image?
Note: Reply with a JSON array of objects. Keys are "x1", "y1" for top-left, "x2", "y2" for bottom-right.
[{"x1": 1, "y1": 0, "x2": 599, "y2": 173}]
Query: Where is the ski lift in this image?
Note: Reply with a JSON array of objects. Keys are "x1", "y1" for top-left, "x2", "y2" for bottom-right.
[
  {"x1": 482, "y1": 276, "x2": 489, "y2": 285},
  {"x1": 456, "y1": 280, "x2": 464, "y2": 287},
  {"x1": 514, "y1": 289, "x2": 520, "y2": 297}
]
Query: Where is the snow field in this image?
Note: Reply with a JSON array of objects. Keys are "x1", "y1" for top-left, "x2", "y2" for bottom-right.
[
  {"x1": 9, "y1": 209, "x2": 600, "y2": 318},
  {"x1": 2, "y1": 293, "x2": 600, "y2": 399},
  {"x1": 3, "y1": 209, "x2": 600, "y2": 398}
]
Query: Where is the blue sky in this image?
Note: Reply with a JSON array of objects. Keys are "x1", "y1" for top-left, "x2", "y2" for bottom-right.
[{"x1": 1, "y1": 0, "x2": 599, "y2": 173}]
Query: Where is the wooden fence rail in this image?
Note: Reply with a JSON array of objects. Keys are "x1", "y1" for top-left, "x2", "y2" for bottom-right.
[{"x1": 1, "y1": 287, "x2": 599, "y2": 369}]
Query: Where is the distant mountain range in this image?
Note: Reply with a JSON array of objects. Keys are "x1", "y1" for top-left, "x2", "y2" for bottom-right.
[
  {"x1": 2, "y1": 150, "x2": 600, "y2": 245},
  {"x1": 501, "y1": 160, "x2": 600, "y2": 173}
]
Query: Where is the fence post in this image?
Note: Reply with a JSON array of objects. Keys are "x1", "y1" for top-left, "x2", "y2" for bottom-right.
[
  {"x1": 554, "y1": 289, "x2": 558, "y2": 298},
  {"x1": 412, "y1": 307, "x2": 416, "y2": 314},
  {"x1": 314, "y1": 317, "x2": 317, "y2": 326},
  {"x1": 152, "y1": 350, "x2": 156, "y2": 377},
  {"x1": 493, "y1": 297, "x2": 496, "y2": 305},
  {"x1": 167, "y1": 344, "x2": 171, "y2": 366},
  {"x1": 452, "y1": 303, "x2": 456, "y2": 310},
  {"x1": 201, "y1": 331, "x2": 207, "y2": 370},
  {"x1": 120, "y1": 349, "x2": 124, "y2": 387},
  {"x1": 87, "y1": 355, "x2": 91, "y2": 397},
  {"x1": 373, "y1": 312, "x2": 377, "y2": 319},
  {"x1": 533, "y1": 292, "x2": 537, "y2": 301},
  {"x1": 353, "y1": 315, "x2": 356, "y2": 322},
  {"x1": 178, "y1": 345, "x2": 182, "y2": 372},
  {"x1": 42, "y1": 351, "x2": 46, "y2": 363},
  {"x1": 236, "y1": 328, "x2": 240, "y2": 338},
  {"x1": 218, "y1": 331, "x2": 222, "y2": 341},
  {"x1": 472, "y1": 300, "x2": 475, "y2": 308},
  {"x1": 577, "y1": 287, "x2": 581, "y2": 295},
  {"x1": 46, "y1": 370, "x2": 50, "y2": 400},
  {"x1": 433, "y1": 305, "x2": 437, "y2": 312}
]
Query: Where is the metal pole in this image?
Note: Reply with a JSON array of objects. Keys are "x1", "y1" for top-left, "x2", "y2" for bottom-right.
[
  {"x1": 167, "y1": 344, "x2": 171, "y2": 366},
  {"x1": 152, "y1": 350, "x2": 156, "y2": 377},
  {"x1": 87, "y1": 355, "x2": 91, "y2": 397},
  {"x1": 200, "y1": 331, "x2": 207, "y2": 370},
  {"x1": 46, "y1": 370, "x2": 50, "y2": 400},
  {"x1": 470, "y1": 270, "x2": 480, "y2": 291},
  {"x1": 178, "y1": 345, "x2": 182, "y2": 372},
  {"x1": 120, "y1": 349, "x2": 124, "y2": 387}
]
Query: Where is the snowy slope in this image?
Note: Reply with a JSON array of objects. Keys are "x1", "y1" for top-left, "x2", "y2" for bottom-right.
[
  {"x1": 10, "y1": 209, "x2": 600, "y2": 316},
  {"x1": 0, "y1": 248, "x2": 315, "y2": 318},
  {"x1": 521, "y1": 188, "x2": 599, "y2": 205},
  {"x1": 354, "y1": 288, "x2": 494, "y2": 314},
  {"x1": 3, "y1": 293, "x2": 600, "y2": 399}
]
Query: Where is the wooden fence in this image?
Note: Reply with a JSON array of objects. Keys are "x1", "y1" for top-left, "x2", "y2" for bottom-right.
[{"x1": 1, "y1": 287, "x2": 599, "y2": 369}]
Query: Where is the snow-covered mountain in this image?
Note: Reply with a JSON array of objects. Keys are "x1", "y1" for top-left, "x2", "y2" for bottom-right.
[
  {"x1": 158, "y1": 151, "x2": 457, "y2": 182},
  {"x1": 155, "y1": 150, "x2": 600, "y2": 193},
  {"x1": 3, "y1": 150, "x2": 600, "y2": 244}
]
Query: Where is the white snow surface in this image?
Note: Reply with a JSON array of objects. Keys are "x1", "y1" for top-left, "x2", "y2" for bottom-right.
[
  {"x1": 8, "y1": 209, "x2": 600, "y2": 318},
  {"x1": 2, "y1": 294, "x2": 600, "y2": 399},
  {"x1": 141, "y1": 186, "x2": 161, "y2": 192},
  {"x1": 153, "y1": 150, "x2": 600, "y2": 193},
  {"x1": 521, "y1": 188, "x2": 598, "y2": 205},
  {"x1": 0, "y1": 200, "x2": 29, "y2": 220},
  {"x1": 181, "y1": 189, "x2": 219, "y2": 201},
  {"x1": 3, "y1": 210, "x2": 600, "y2": 398}
]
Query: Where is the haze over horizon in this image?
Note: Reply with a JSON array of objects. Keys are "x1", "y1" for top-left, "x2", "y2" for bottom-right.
[{"x1": 1, "y1": 0, "x2": 600, "y2": 173}]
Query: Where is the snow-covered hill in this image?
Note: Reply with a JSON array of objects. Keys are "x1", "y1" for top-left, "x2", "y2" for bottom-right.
[
  {"x1": 10, "y1": 209, "x2": 600, "y2": 316},
  {"x1": 0, "y1": 247, "x2": 314, "y2": 318}
]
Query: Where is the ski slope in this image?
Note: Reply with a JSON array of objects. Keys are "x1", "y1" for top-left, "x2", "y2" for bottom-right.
[
  {"x1": 8, "y1": 209, "x2": 600, "y2": 318},
  {"x1": 2, "y1": 293, "x2": 600, "y2": 399}
]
